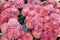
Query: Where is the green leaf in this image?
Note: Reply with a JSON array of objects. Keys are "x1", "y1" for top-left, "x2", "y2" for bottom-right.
[
  {"x1": 43, "y1": 1, "x2": 46, "y2": 6},
  {"x1": 0, "y1": 0, "x2": 2, "y2": 2},
  {"x1": 23, "y1": 20, "x2": 32, "y2": 33},
  {"x1": 55, "y1": 0, "x2": 60, "y2": 3},
  {"x1": 0, "y1": 33, "x2": 2, "y2": 36}
]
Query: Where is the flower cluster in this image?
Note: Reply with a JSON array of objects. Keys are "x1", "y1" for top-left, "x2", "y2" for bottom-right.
[
  {"x1": 22, "y1": 0, "x2": 60, "y2": 40},
  {"x1": 0, "y1": 0, "x2": 24, "y2": 25},
  {"x1": 0, "y1": 0, "x2": 60, "y2": 40}
]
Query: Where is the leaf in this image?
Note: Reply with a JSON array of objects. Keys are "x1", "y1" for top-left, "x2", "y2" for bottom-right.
[
  {"x1": 23, "y1": 19, "x2": 32, "y2": 33},
  {"x1": 43, "y1": 1, "x2": 46, "y2": 6},
  {"x1": 55, "y1": 0, "x2": 60, "y2": 3},
  {"x1": 24, "y1": 0, "x2": 27, "y2": 4},
  {"x1": 0, "y1": 0, "x2": 2, "y2": 2},
  {"x1": 18, "y1": 12, "x2": 25, "y2": 24},
  {"x1": 0, "y1": 33, "x2": 2, "y2": 36}
]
